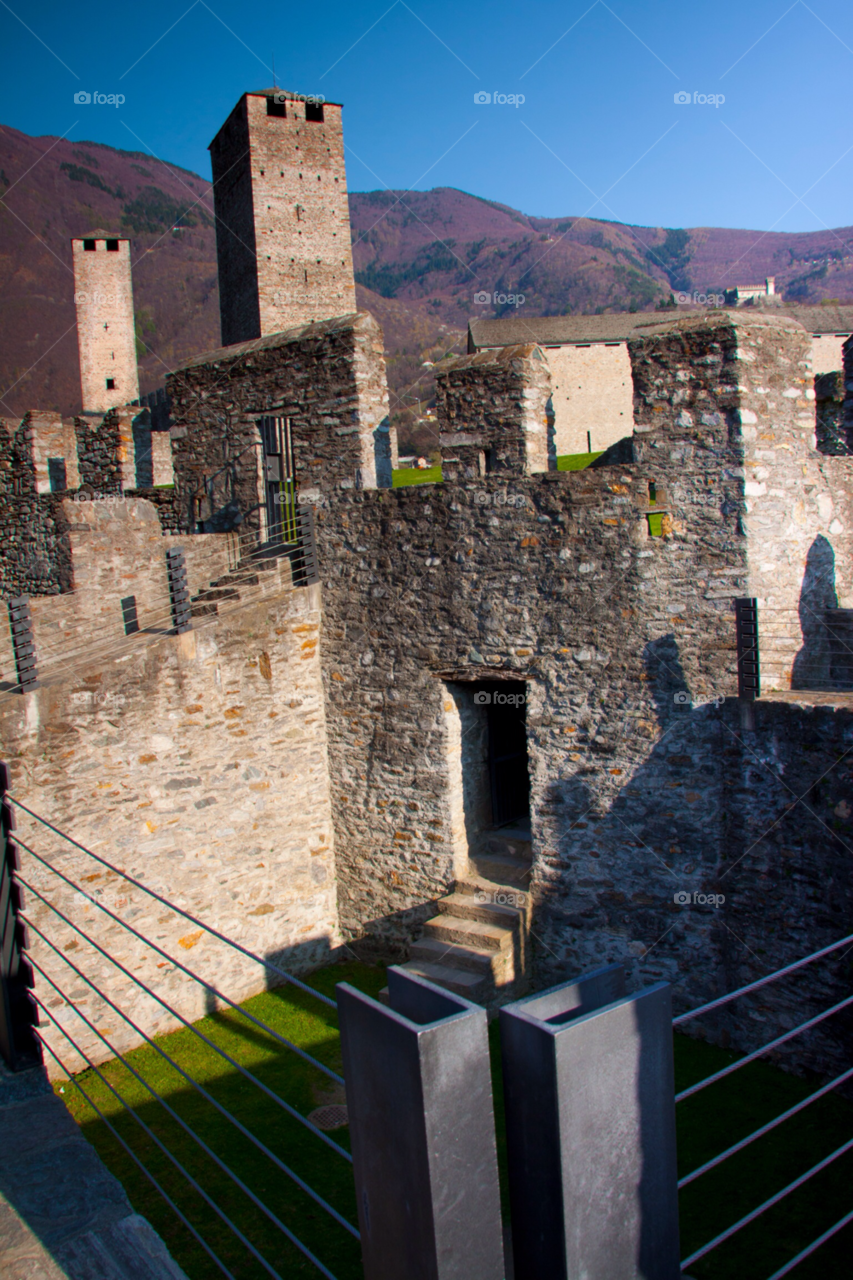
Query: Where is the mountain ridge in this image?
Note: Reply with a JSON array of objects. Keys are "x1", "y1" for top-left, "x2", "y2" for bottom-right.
[{"x1": 1, "y1": 122, "x2": 851, "y2": 450}]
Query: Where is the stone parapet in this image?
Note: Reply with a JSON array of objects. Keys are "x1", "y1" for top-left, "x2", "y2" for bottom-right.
[
  {"x1": 434, "y1": 343, "x2": 552, "y2": 476},
  {"x1": 167, "y1": 312, "x2": 393, "y2": 538}
]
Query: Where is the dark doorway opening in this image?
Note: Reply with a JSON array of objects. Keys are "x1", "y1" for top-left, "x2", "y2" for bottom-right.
[
  {"x1": 480, "y1": 681, "x2": 530, "y2": 827},
  {"x1": 485, "y1": 688, "x2": 530, "y2": 826}
]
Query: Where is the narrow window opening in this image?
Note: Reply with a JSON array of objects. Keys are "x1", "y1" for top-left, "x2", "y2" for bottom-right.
[
  {"x1": 305, "y1": 102, "x2": 324, "y2": 122},
  {"x1": 83, "y1": 239, "x2": 96, "y2": 251},
  {"x1": 121, "y1": 595, "x2": 139, "y2": 635},
  {"x1": 266, "y1": 97, "x2": 286, "y2": 117},
  {"x1": 106, "y1": 239, "x2": 119, "y2": 251},
  {"x1": 649, "y1": 480, "x2": 657, "y2": 504},
  {"x1": 47, "y1": 458, "x2": 67, "y2": 492},
  {"x1": 106, "y1": 378, "x2": 115, "y2": 390}
]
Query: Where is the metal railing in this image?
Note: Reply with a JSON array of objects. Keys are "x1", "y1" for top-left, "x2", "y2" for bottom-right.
[
  {"x1": 675, "y1": 932, "x2": 853, "y2": 1276},
  {"x1": 736, "y1": 592, "x2": 853, "y2": 698},
  {"x1": 0, "y1": 768, "x2": 356, "y2": 1279}
]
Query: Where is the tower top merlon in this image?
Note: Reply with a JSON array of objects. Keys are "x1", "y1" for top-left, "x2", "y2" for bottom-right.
[
  {"x1": 72, "y1": 230, "x2": 129, "y2": 243},
  {"x1": 208, "y1": 91, "x2": 344, "y2": 152}
]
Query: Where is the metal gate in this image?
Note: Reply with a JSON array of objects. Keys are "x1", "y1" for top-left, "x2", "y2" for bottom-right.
[{"x1": 259, "y1": 416, "x2": 298, "y2": 546}]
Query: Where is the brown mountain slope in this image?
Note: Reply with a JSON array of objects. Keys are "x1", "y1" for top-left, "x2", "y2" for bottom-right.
[{"x1": 1, "y1": 123, "x2": 851, "y2": 428}]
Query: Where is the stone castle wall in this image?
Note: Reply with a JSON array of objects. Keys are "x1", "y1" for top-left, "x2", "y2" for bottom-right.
[
  {"x1": 0, "y1": 415, "x2": 73, "y2": 598},
  {"x1": 167, "y1": 312, "x2": 393, "y2": 538},
  {"x1": 276, "y1": 308, "x2": 848, "y2": 1073},
  {"x1": 72, "y1": 237, "x2": 139, "y2": 414},
  {"x1": 5, "y1": 307, "x2": 853, "y2": 1081},
  {"x1": 210, "y1": 92, "x2": 356, "y2": 345},
  {"x1": 0, "y1": 405, "x2": 181, "y2": 598},
  {"x1": 435, "y1": 344, "x2": 552, "y2": 477},
  {"x1": 0, "y1": 501, "x2": 338, "y2": 1075}
]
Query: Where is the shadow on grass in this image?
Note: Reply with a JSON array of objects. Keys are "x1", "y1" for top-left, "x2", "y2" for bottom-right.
[
  {"x1": 61, "y1": 960, "x2": 387, "y2": 1280},
  {"x1": 60, "y1": 961, "x2": 853, "y2": 1280}
]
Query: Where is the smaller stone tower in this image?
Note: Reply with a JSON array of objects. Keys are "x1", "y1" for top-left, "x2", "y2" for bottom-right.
[
  {"x1": 210, "y1": 90, "x2": 357, "y2": 345},
  {"x1": 72, "y1": 231, "x2": 139, "y2": 413}
]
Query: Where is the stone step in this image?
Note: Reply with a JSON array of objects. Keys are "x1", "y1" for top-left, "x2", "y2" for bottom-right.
[
  {"x1": 391, "y1": 960, "x2": 489, "y2": 1001},
  {"x1": 437, "y1": 890, "x2": 526, "y2": 929},
  {"x1": 410, "y1": 936, "x2": 513, "y2": 980},
  {"x1": 454, "y1": 877, "x2": 530, "y2": 913},
  {"x1": 470, "y1": 852, "x2": 532, "y2": 886},
  {"x1": 423, "y1": 913, "x2": 515, "y2": 953}
]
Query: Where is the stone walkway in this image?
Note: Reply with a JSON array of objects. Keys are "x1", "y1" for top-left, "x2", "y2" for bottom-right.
[{"x1": 0, "y1": 1058, "x2": 187, "y2": 1280}]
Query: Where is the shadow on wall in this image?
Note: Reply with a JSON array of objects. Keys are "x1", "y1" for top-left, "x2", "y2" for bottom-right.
[
  {"x1": 374, "y1": 419, "x2": 393, "y2": 488},
  {"x1": 792, "y1": 535, "x2": 838, "y2": 690},
  {"x1": 531, "y1": 631, "x2": 852, "y2": 1076}
]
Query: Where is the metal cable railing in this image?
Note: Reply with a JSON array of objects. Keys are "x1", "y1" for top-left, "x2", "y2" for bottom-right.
[
  {"x1": 10, "y1": 798, "x2": 336, "y2": 1010},
  {"x1": 27, "y1": 955, "x2": 356, "y2": 1232},
  {"x1": 33, "y1": 1024, "x2": 333, "y2": 1280},
  {"x1": 35, "y1": 1033, "x2": 242, "y2": 1280},
  {"x1": 1, "y1": 783, "x2": 356, "y2": 1279},
  {"x1": 20, "y1": 895, "x2": 349, "y2": 1153},
  {"x1": 2, "y1": 508, "x2": 319, "y2": 697},
  {"x1": 676, "y1": 934, "x2": 853, "y2": 1276}
]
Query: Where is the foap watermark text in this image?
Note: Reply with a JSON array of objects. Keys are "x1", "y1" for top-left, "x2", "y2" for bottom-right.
[
  {"x1": 674, "y1": 890, "x2": 725, "y2": 908},
  {"x1": 73, "y1": 91, "x2": 125, "y2": 108},
  {"x1": 474, "y1": 690, "x2": 526, "y2": 706},
  {"x1": 474, "y1": 92, "x2": 525, "y2": 107},
  {"x1": 674, "y1": 290, "x2": 725, "y2": 307},
  {"x1": 674, "y1": 91, "x2": 725, "y2": 108},
  {"x1": 474, "y1": 290, "x2": 525, "y2": 308}
]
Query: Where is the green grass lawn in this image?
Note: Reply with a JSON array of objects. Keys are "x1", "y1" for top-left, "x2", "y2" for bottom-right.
[
  {"x1": 391, "y1": 465, "x2": 443, "y2": 487},
  {"x1": 58, "y1": 962, "x2": 853, "y2": 1279},
  {"x1": 555, "y1": 451, "x2": 604, "y2": 471}
]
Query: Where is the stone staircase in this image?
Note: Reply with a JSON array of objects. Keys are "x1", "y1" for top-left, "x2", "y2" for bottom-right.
[
  {"x1": 190, "y1": 550, "x2": 287, "y2": 617},
  {"x1": 397, "y1": 826, "x2": 533, "y2": 1006}
]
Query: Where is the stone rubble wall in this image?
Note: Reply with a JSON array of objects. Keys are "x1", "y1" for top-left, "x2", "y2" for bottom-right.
[
  {"x1": 4, "y1": 308, "x2": 853, "y2": 1081},
  {"x1": 434, "y1": 343, "x2": 552, "y2": 478},
  {"x1": 1, "y1": 581, "x2": 339, "y2": 1076},
  {"x1": 1, "y1": 404, "x2": 185, "y2": 597},
  {"x1": 26, "y1": 412, "x2": 81, "y2": 494},
  {"x1": 0, "y1": 417, "x2": 73, "y2": 599},
  {"x1": 167, "y1": 313, "x2": 393, "y2": 536},
  {"x1": 815, "y1": 371, "x2": 847, "y2": 455},
  {"x1": 844, "y1": 333, "x2": 853, "y2": 452},
  {"x1": 304, "y1": 310, "x2": 851, "y2": 1075}
]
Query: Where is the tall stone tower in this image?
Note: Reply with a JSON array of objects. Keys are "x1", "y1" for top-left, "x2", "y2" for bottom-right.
[
  {"x1": 210, "y1": 90, "x2": 357, "y2": 346},
  {"x1": 71, "y1": 232, "x2": 139, "y2": 413}
]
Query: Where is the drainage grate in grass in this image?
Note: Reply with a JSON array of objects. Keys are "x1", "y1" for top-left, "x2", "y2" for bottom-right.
[{"x1": 308, "y1": 1105, "x2": 349, "y2": 1131}]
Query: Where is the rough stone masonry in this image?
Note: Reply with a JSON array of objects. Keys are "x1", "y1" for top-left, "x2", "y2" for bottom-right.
[
  {"x1": 162, "y1": 308, "x2": 853, "y2": 1078},
  {"x1": 3, "y1": 306, "x2": 853, "y2": 1081}
]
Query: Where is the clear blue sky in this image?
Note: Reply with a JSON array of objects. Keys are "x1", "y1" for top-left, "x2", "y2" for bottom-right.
[{"x1": 1, "y1": 0, "x2": 851, "y2": 232}]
